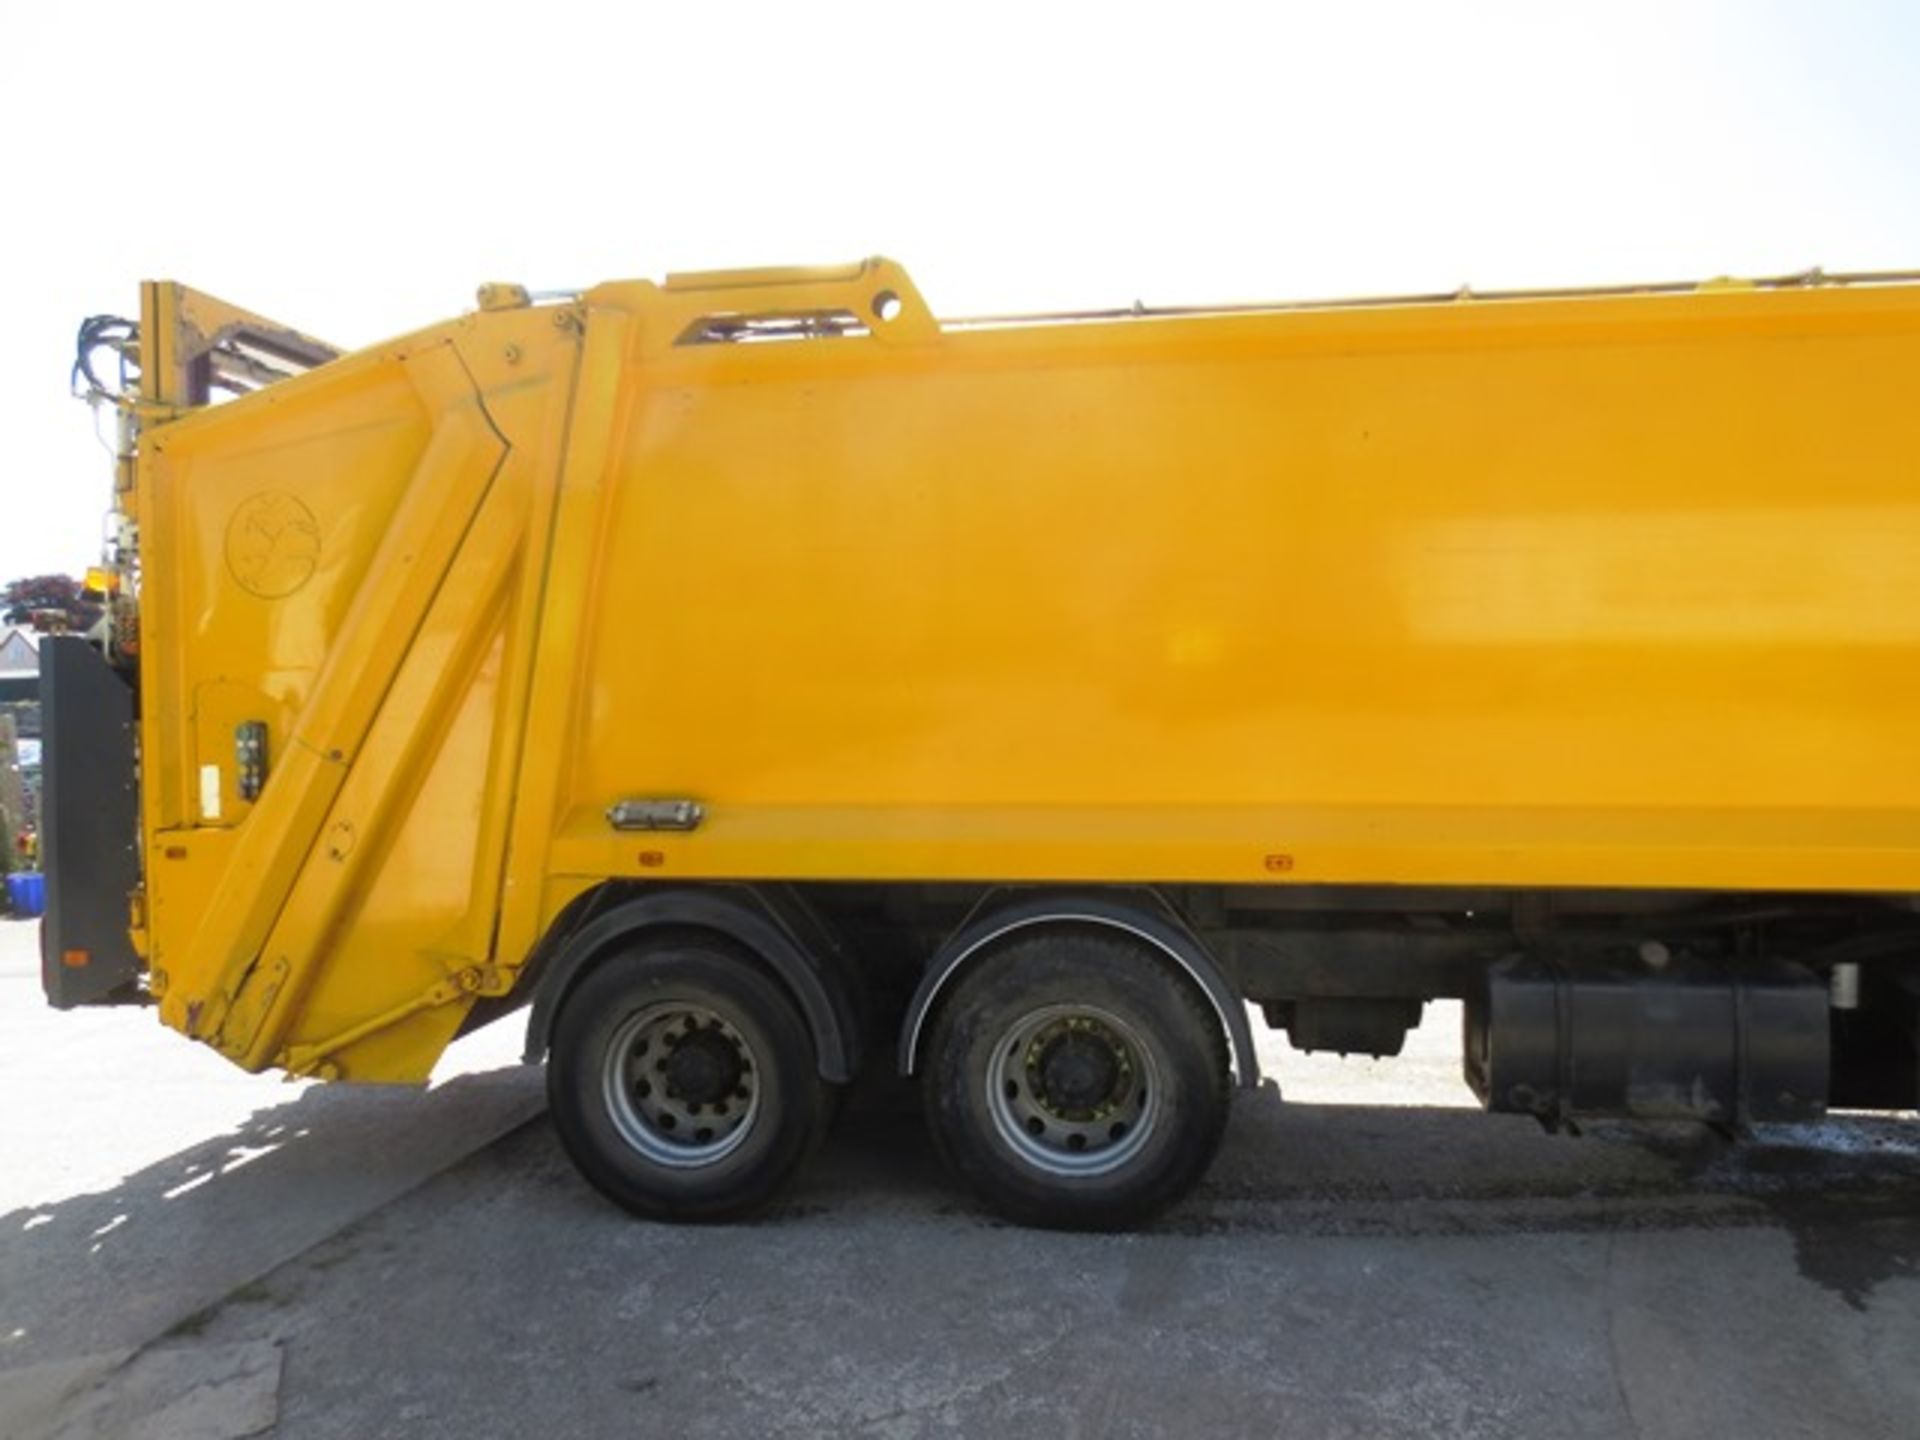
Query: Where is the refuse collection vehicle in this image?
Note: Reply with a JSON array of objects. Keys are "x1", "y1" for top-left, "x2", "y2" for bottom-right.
[{"x1": 41, "y1": 259, "x2": 1920, "y2": 1227}]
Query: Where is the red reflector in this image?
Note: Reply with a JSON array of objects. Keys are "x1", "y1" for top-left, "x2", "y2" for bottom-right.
[{"x1": 62, "y1": 949, "x2": 91, "y2": 968}]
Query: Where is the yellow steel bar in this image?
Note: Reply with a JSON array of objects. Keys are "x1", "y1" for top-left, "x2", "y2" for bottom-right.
[
  {"x1": 941, "y1": 265, "x2": 1920, "y2": 330},
  {"x1": 281, "y1": 973, "x2": 472, "y2": 1079},
  {"x1": 491, "y1": 306, "x2": 631, "y2": 979},
  {"x1": 138, "y1": 282, "x2": 335, "y2": 410},
  {"x1": 592, "y1": 256, "x2": 939, "y2": 356},
  {"x1": 447, "y1": 314, "x2": 588, "y2": 993}
]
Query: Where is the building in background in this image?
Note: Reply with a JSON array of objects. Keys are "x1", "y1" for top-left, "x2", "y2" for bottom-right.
[{"x1": 0, "y1": 626, "x2": 36, "y2": 700}]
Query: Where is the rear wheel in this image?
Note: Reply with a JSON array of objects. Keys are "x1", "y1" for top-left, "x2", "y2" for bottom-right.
[
  {"x1": 922, "y1": 928, "x2": 1231, "y2": 1229},
  {"x1": 547, "y1": 939, "x2": 828, "y2": 1220}
]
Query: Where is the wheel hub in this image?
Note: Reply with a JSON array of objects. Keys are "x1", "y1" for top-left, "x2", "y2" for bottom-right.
[
  {"x1": 602, "y1": 1004, "x2": 762, "y2": 1169},
  {"x1": 1036, "y1": 1032, "x2": 1122, "y2": 1114},
  {"x1": 665, "y1": 1027, "x2": 743, "y2": 1105},
  {"x1": 990, "y1": 1004, "x2": 1160, "y2": 1178}
]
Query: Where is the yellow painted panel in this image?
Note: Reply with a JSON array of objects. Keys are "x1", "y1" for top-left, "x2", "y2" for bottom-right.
[
  {"x1": 562, "y1": 282, "x2": 1920, "y2": 891},
  {"x1": 142, "y1": 359, "x2": 433, "y2": 829}
]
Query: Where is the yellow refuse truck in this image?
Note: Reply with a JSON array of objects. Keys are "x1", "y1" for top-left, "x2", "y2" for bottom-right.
[{"x1": 41, "y1": 260, "x2": 1920, "y2": 1225}]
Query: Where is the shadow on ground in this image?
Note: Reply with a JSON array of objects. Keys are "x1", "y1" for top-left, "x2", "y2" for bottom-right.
[{"x1": 0, "y1": 1064, "x2": 544, "y2": 1371}]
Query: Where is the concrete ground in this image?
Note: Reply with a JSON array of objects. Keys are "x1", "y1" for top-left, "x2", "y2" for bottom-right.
[{"x1": 3, "y1": 916, "x2": 1918, "y2": 1439}]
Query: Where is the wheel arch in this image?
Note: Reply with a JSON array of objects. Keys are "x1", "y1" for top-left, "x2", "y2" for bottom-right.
[
  {"x1": 522, "y1": 884, "x2": 861, "y2": 1084},
  {"x1": 899, "y1": 889, "x2": 1259, "y2": 1087}
]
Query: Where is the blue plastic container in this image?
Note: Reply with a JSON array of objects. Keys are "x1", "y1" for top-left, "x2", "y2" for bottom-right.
[{"x1": 6, "y1": 872, "x2": 45, "y2": 918}]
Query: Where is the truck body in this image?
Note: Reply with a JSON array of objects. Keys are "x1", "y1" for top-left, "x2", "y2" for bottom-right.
[{"x1": 43, "y1": 260, "x2": 1920, "y2": 1224}]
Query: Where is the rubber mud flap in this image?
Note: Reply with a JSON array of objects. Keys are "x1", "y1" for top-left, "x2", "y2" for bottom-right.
[{"x1": 39, "y1": 636, "x2": 142, "y2": 1007}]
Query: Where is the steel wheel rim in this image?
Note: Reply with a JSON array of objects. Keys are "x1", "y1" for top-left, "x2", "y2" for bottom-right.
[
  {"x1": 985, "y1": 1003, "x2": 1161, "y2": 1178},
  {"x1": 602, "y1": 1002, "x2": 762, "y2": 1169}
]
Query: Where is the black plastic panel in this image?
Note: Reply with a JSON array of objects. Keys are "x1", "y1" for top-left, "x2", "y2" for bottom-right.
[
  {"x1": 39, "y1": 636, "x2": 142, "y2": 1007},
  {"x1": 1464, "y1": 956, "x2": 1828, "y2": 1126}
]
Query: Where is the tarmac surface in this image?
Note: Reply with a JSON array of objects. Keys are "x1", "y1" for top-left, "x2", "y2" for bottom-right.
[{"x1": 3, "y1": 915, "x2": 1918, "y2": 1438}]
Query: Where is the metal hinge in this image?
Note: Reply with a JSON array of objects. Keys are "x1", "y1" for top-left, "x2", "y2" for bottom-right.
[{"x1": 606, "y1": 798, "x2": 705, "y2": 832}]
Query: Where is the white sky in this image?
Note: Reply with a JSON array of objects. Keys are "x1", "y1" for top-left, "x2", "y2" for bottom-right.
[{"x1": 3, "y1": 0, "x2": 1916, "y2": 583}]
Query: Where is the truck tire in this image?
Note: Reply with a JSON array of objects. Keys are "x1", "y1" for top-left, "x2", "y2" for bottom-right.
[
  {"x1": 921, "y1": 928, "x2": 1231, "y2": 1229},
  {"x1": 547, "y1": 939, "x2": 828, "y2": 1220}
]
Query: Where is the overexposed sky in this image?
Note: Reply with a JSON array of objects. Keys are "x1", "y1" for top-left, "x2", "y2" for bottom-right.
[{"x1": 2, "y1": 0, "x2": 1916, "y2": 582}]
